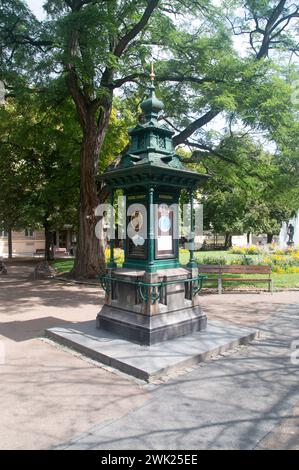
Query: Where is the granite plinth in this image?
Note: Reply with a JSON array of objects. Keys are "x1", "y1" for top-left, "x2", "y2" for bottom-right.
[
  {"x1": 98, "y1": 267, "x2": 207, "y2": 345},
  {"x1": 97, "y1": 305, "x2": 207, "y2": 346},
  {"x1": 45, "y1": 320, "x2": 259, "y2": 382}
]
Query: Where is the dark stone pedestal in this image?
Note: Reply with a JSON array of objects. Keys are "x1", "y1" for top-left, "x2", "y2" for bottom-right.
[
  {"x1": 97, "y1": 267, "x2": 207, "y2": 345},
  {"x1": 97, "y1": 305, "x2": 207, "y2": 346}
]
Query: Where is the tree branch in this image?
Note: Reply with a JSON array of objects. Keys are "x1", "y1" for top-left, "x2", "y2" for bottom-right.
[
  {"x1": 181, "y1": 142, "x2": 237, "y2": 165},
  {"x1": 114, "y1": 0, "x2": 160, "y2": 57},
  {"x1": 173, "y1": 108, "x2": 220, "y2": 147},
  {"x1": 64, "y1": 31, "x2": 89, "y2": 129},
  {"x1": 110, "y1": 71, "x2": 225, "y2": 89}
]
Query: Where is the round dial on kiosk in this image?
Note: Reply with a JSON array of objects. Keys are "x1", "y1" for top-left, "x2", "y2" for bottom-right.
[{"x1": 159, "y1": 215, "x2": 171, "y2": 233}]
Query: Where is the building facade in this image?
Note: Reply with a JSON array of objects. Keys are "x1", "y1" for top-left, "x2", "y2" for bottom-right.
[
  {"x1": 0, "y1": 230, "x2": 45, "y2": 257},
  {"x1": 0, "y1": 227, "x2": 75, "y2": 257}
]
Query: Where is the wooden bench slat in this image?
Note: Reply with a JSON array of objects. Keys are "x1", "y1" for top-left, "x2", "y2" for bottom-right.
[
  {"x1": 198, "y1": 267, "x2": 270, "y2": 274},
  {"x1": 222, "y1": 278, "x2": 270, "y2": 282},
  {"x1": 197, "y1": 265, "x2": 220, "y2": 273},
  {"x1": 196, "y1": 263, "x2": 273, "y2": 294},
  {"x1": 219, "y1": 265, "x2": 270, "y2": 274}
]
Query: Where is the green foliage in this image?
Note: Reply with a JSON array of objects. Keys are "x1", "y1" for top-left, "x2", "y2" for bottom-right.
[
  {"x1": 196, "y1": 132, "x2": 299, "y2": 237},
  {"x1": 0, "y1": 93, "x2": 80, "y2": 231},
  {"x1": 201, "y1": 256, "x2": 228, "y2": 265},
  {"x1": 0, "y1": 0, "x2": 299, "y2": 270}
]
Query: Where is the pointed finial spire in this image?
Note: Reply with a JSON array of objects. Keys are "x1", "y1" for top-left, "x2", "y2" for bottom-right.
[
  {"x1": 140, "y1": 60, "x2": 164, "y2": 121},
  {"x1": 150, "y1": 61, "x2": 155, "y2": 83}
]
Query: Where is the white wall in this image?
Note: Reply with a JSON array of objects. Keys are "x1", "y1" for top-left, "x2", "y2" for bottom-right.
[{"x1": 0, "y1": 230, "x2": 45, "y2": 256}]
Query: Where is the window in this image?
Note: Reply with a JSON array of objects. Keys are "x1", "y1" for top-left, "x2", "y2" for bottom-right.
[
  {"x1": 158, "y1": 136, "x2": 166, "y2": 149},
  {"x1": 137, "y1": 135, "x2": 145, "y2": 148},
  {"x1": 25, "y1": 229, "x2": 34, "y2": 237},
  {"x1": 0, "y1": 231, "x2": 8, "y2": 237}
]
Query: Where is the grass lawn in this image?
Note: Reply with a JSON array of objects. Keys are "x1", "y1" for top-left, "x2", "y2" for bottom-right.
[
  {"x1": 53, "y1": 259, "x2": 74, "y2": 274},
  {"x1": 200, "y1": 272, "x2": 299, "y2": 289},
  {"x1": 180, "y1": 250, "x2": 247, "y2": 265},
  {"x1": 52, "y1": 252, "x2": 299, "y2": 289},
  {"x1": 53, "y1": 251, "x2": 240, "y2": 274}
]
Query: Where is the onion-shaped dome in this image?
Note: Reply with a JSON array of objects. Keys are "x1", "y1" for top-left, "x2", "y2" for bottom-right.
[{"x1": 140, "y1": 84, "x2": 164, "y2": 122}]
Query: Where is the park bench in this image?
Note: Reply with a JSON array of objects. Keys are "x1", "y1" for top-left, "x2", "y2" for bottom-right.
[
  {"x1": 54, "y1": 247, "x2": 69, "y2": 256},
  {"x1": 197, "y1": 264, "x2": 273, "y2": 294},
  {"x1": 33, "y1": 249, "x2": 46, "y2": 257},
  {"x1": 34, "y1": 248, "x2": 70, "y2": 258}
]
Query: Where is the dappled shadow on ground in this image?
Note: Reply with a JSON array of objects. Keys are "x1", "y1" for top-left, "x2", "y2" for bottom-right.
[
  {"x1": 257, "y1": 401, "x2": 299, "y2": 450},
  {"x1": 0, "y1": 264, "x2": 104, "y2": 314},
  {"x1": 0, "y1": 317, "x2": 70, "y2": 341},
  {"x1": 0, "y1": 345, "x2": 149, "y2": 450},
  {"x1": 60, "y1": 309, "x2": 299, "y2": 450},
  {"x1": 0, "y1": 263, "x2": 148, "y2": 450},
  {"x1": 200, "y1": 297, "x2": 299, "y2": 326},
  {"x1": 1, "y1": 264, "x2": 299, "y2": 449}
]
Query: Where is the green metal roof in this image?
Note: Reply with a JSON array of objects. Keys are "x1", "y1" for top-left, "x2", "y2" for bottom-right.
[{"x1": 102, "y1": 82, "x2": 208, "y2": 189}]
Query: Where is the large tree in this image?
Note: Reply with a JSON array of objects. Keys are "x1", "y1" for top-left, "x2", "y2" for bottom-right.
[
  {"x1": 199, "y1": 134, "x2": 299, "y2": 244},
  {"x1": 0, "y1": 90, "x2": 134, "y2": 260},
  {"x1": 0, "y1": 93, "x2": 80, "y2": 259},
  {"x1": 1, "y1": 0, "x2": 298, "y2": 274},
  {"x1": 1, "y1": 0, "x2": 200, "y2": 276}
]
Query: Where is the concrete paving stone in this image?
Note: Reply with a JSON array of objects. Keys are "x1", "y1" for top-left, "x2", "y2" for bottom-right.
[
  {"x1": 46, "y1": 320, "x2": 259, "y2": 381},
  {"x1": 56, "y1": 306, "x2": 299, "y2": 450},
  {"x1": 2, "y1": 262, "x2": 299, "y2": 450}
]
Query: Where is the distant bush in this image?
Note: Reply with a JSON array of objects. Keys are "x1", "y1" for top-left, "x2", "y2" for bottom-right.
[
  {"x1": 247, "y1": 245, "x2": 263, "y2": 255},
  {"x1": 201, "y1": 256, "x2": 227, "y2": 265},
  {"x1": 103, "y1": 246, "x2": 299, "y2": 273},
  {"x1": 240, "y1": 256, "x2": 257, "y2": 265}
]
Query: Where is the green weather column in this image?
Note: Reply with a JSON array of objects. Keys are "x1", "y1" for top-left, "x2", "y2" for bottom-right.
[
  {"x1": 187, "y1": 189, "x2": 197, "y2": 269},
  {"x1": 148, "y1": 186, "x2": 155, "y2": 272},
  {"x1": 108, "y1": 189, "x2": 117, "y2": 269}
]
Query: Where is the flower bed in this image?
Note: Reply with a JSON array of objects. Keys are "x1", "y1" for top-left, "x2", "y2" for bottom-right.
[
  {"x1": 105, "y1": 247, "x2": 124, "y2": 265},
  {"x1": 103, "y1": 246, "x2": 299, "y2": 273},
  {"x1": 228, "y1": 245, "x2": 299, "y2": 273}
]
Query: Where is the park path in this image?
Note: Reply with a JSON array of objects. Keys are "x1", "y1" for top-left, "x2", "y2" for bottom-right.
[
  {"x1": 56, "y1": 300, "x2": 299, "y2": 450},
  {"x1": 1, "y1": 262, "x2": 299, "y2": 449},
  {"x1": 0, "y1": 263, "x2": 149, "y2": 450}
]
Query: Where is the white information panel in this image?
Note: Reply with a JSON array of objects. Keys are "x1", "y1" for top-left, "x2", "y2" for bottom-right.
[
  {"x1": 156, "y1": 203, "x2": 175, "y2": 257},
  {"x1": 157, "y1": 235, "x2": 173, "y2": 251}
]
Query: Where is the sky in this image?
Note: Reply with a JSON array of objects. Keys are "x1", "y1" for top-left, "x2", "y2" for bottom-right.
[{"x1": 26, "y1": 0, "x2": 46, "y2": 20}]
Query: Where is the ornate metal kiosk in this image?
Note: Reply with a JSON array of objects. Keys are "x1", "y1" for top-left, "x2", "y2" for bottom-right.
[{"x1": 98, "y1": 74, "x2": 208, "y2": 345}]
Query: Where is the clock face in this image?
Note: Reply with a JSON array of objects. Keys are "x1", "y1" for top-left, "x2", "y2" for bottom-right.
[{"x1": 159, "y1": 215, "x2": 171, "y2": 233}]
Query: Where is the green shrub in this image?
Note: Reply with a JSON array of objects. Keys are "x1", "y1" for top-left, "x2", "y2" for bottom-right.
[
  {"x1": 201, "y1": 256, "x2": 227, "y2": 265},
  {"x1": 240, "y1": 256, "x2": 257, "y2": 265}
]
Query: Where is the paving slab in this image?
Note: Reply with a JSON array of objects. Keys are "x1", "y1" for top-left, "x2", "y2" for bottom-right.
[
  {"x1": 0, "y1": 264, "x2": 148, "y2": 450},
  {"x1": 2, "y1": 263, "x2": 299, "y2": 450},
  {"x1": 45, "y1": 320, "x2": 259, "y2": 382},
  {"x1": 56, "y1": 306, "x2": 299, "y2": 450}
]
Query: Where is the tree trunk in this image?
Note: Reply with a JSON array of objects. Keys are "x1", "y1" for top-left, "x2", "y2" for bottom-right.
[
  {"x1": 267, "y1": 233, "x2": 274, "y2": 244},
  {"x1": 7, "y1": 227, "x2": 12, "y2": 259},
  {"x1": 44, "y1": 220, "x2": 54, "y2": 261},
  {"x1": 65, "y1": 41, "x2": 113, "y2": 278},
  {"x1": 224, "y1": 232, "x2": 232, "y2": 249},
  {"x1": 70, "y1": 119, "x2": 110, "y2": 279},
  {"x1": 247, "y1": 232, "x2": 251, "y2": 244}
]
